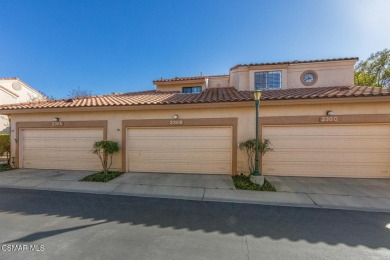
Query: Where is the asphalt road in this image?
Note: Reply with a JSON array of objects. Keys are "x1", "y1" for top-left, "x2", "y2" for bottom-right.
[{"x1": 0, "y1": 188, "x2": 389, "y2": 260}]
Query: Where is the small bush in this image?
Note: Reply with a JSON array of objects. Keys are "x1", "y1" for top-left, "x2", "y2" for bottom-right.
[
  {"x1": 0, "y1": 164, "x2": 12, "y2": 172},
  {"x1": 92, "y1": 140, "x2": 120, "y2": 174},
  {"x1": 232, "y1": 175, "x2": 276, "y2": 191},
  {"x1": 81, "y1": 171, "x2": 123, "y2": 182},
  {"x1": 0, "y1": 134, "x2": 10, "y2": 165}
]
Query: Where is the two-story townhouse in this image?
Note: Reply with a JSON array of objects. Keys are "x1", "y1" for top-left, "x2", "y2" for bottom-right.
[
  {"x1": 0, "y1": 77, "x2": 46, "y2": 133},
  {"x1": 0, "y1": 57, "x2": 389, "y2": 178}
]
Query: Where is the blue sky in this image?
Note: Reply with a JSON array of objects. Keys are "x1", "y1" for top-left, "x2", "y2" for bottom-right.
[{"x1": 1, "y1": 0, "x2": 389, "y2": 99}]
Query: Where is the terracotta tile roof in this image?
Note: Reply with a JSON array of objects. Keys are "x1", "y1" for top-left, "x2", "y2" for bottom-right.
[
  {"x1": 230, "y1": 57, "x2": 359, "y2": 70},
  {"x1": 153, "y1": 74, "x2": 229, "y2": 83},
  {"x1": 0, "y1": 86, "x2": 388, "y2": 111},
  {"x1": 0, "y1": 77, "x2": 18, "y2": 81}
]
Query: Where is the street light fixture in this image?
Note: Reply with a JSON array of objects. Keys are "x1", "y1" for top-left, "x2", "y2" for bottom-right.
[{"x1": 253, "y1": 90, "x2": 262, "y2": 176}]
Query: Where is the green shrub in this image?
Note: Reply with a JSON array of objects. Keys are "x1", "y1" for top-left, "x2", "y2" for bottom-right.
[
  {"x1": 92, "y1": 140, "x2": 120, "y2": 174},
  {"x1": 232, "y1": 175, "x2": 276, "y2": 191},
  {"x1": 238, "y1": 138, "x2": 273, "y2": 174},
  {"x1": 0, "y1": 134, "x2": 10, "y2": 165},
  {"x1": 81, "y1": 171, "x2": 123, "y2": 182}
]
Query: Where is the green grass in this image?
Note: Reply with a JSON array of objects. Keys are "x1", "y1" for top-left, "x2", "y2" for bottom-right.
[
  {"x1": 0, "y1": 164, "x2": 12, "y2": 172},
  {"x1": 80, "y1": 171, "x2": 124, "y2": 182},
  {"x1": 232, "y1": 175, "x2": 276, "y2": 191}
]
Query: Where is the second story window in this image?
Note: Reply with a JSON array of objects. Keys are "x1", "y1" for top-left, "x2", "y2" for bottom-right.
[
  {"x1": 254, "y1": 71, "x2": 282, "y2": 90},
  {"x1": 182, "y1": 86, "x2": 202, "y2": 93}
]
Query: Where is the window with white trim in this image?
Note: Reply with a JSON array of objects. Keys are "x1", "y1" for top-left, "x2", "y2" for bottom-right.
[
  {"x1": 254, "y1": 71, "x2": 282, "y2": 90},
  {"x1": 182, "y1": 86, "x2": 202, "y2": 93}
]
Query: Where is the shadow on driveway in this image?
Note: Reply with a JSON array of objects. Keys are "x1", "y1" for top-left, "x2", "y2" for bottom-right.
[{"x1": 0, "y1": 188, "x2": 389, "y2": 249}]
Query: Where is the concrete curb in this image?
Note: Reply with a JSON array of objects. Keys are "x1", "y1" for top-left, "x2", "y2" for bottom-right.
[
  {"x1": 1, "y1": 181, "x2": 390, "y2": 213},
  {"x1": 1, "y1": 171, "x2": 390, "y2": 213}
]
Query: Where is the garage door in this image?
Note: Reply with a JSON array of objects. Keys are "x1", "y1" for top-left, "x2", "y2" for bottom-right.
[
  {"x1": 262, "y1": 124, "x2": 390, "y2": 178},
  {"x1": 21, "y1": 129, "x2": 103, "y2": 171},
  {"x1": 127, "y1": 127, "x2": 232, "y2": 174}
]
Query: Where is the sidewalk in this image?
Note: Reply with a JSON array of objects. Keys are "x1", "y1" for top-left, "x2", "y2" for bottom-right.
[{"x1": 0, "y1": 170, "x2": 389, "y2": 213}]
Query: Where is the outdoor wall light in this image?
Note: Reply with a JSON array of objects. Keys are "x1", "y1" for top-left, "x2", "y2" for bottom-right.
[
  {"x1": 173, "y1": 114, "x2": 179, "y2": 119},
  {"x1": 53, "y1": 117, "x2": 60, "y2": 122},
  {"x1": 326, "y1": 110, "x2": 334, "y2": 116}
]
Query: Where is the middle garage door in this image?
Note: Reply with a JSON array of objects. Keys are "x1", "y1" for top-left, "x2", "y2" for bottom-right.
[{"x1": 127, "y1": 127, "x2": 232, "y2": 174}]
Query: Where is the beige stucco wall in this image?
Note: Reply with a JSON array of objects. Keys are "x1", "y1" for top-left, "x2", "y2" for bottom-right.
[
  {"x1": 229, "y1": 68, "x2": 249, "y2": 91},
  {"x1": 230, "y1": 60, "x2": 356, "y2": 91},
  {"x1": 8, "y1": 98, "x2": 390, "y2": 173},
  {"x1": 287, "y1": 61, "x2": 355, "y2": 88},
  {"x1": 207, "y1": 77, "x2": 229, "y2": 88}
]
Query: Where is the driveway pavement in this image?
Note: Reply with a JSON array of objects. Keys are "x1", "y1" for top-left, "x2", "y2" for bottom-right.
[
  {"x1": 110, "y1": 172, "x2": 235, "y2": 189},
  {"x1": 266, "y1": 176, "x2": 390, "y2": 197},
  {"x1": 1, "y1": 188, "x2": 389, "y2": 260},
  {"x1": 0, "y1": 169, "x2": 390, "y2": 212},
  {"x1": 267, "y1": 176, "x2": 390, "y2": 212}
]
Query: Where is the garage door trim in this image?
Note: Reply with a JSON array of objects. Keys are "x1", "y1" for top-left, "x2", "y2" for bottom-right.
[
  {"x1": 15, "y1": 120, "x2": 107, "y2": 168},
  {"x1": 122, "y1": 118, "x2": 238, "y2": 174}
]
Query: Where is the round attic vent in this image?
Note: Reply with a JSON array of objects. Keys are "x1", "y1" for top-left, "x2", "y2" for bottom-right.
[{"x1": 12, "y1": 83, "x2": 22, "y2": 91}]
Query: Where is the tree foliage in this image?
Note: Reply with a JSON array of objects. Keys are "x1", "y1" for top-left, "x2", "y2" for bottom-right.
[
  {"x1": 239, "y1": 138, "x2": 273, "y2": 174},
  {"x1": 0, "y1": 134, "x2": 11, "y2": 165},
  {"x1": 354, "y1": 49, "x2": 390, "y2": 88},
  {"x1": 68, "y1": 87, "x2": 93, "y2": 98},
  {"x1": 92, "y1": 141, "x2": 120, "y2": 174}
]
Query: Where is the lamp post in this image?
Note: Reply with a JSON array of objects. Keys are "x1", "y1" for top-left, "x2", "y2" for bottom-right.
[{"x1": 253, "y1": 90, "x2": 262, "y2": 176}]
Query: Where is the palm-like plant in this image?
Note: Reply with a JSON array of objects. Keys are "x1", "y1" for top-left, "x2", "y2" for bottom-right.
[{"x1": 239, "y1": 138, "x2": 273, "y2": 174}]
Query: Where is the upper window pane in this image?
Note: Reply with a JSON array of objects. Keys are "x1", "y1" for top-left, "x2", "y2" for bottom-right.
[
  {"x1": 254, "y1": 71, "x2": 282, "y2": 90},
  {"x1": 182, "y1": 86, "x2": 202, "y2": 93}
]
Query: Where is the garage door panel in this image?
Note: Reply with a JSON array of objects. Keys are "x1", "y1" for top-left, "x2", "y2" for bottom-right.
[
  {"x1": 128, "y1": 150, "x2": 231, "y2": 161},
  {"x1": 23, "y1": 150, "x2": 94, "y2": 160},
  {"x1": 263, "y1": 124, "x2": 390, "y2": 178},
  {"x1": 128, "y1": 127, "x2": 231, "y2": 138},
  {"x1": 130, "y1": 161, "x2": 230, "y2": 174},
  {"x1": 265, "y1": 150, "x2": 390, "y2": 163},
  {"x1": 128, "y1": 139, "x2": 231, "y2": 149},
  {"x1": 21, "y1": 129, "x2": 102, "y2": 171},
  {"x1": 267, "y1": 125, "x2": 390, "y2": 136},
  {"x1": 127, "y1": 127, "x2": 232, "y2": 174},
  {"x1": 266, "y1": 137, "x2": 390, "y2": 150},
  {"x1": 23, "y1": 129, "x2": 102, "y2": 138},
  {"x1": 23, "y1": 139, "x2": 98, "y2": 149}
]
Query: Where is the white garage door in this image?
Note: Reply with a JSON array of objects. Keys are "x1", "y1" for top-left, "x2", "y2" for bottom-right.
[
  {"x1": 21, "y1": 129, "x2": 103, "y2": 171},
  {"x1": 127, "y1": 127, "x2": 232, "y2": 174},
  {"x1": 262, "y1": 124, "x2": 390, "y2": 178}
]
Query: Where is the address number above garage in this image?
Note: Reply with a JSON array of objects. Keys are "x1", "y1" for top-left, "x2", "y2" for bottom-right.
[
  {"x1": 51, "y1": 121, "x2": 64, "y2": 127},
  {"x1": 319, "y1": 116, "x2": 338, "y2": 123},
  {"x1": 169, "y1": 120, "x2": 183, "y2": 125}
]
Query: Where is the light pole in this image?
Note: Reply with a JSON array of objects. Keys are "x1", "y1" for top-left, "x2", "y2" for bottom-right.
[{"x1": 253, "y1": 90, "x2": 262, "y2": 176}]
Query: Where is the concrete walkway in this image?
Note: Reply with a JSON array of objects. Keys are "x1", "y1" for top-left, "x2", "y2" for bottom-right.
[{"x1": 0, "y1": 169, "x2": 389, "y2": 213}]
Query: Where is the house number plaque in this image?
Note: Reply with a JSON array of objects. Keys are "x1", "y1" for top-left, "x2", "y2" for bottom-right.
[
  {"x1": 319, "y1": 116, "x2": 338, "y2": 123},
  {"x1": 169, "y1": 120, "x2": 183, "y2": 125},
  {"x1": 51, "y1": 122, "x2": 64, "y2": 127}
]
